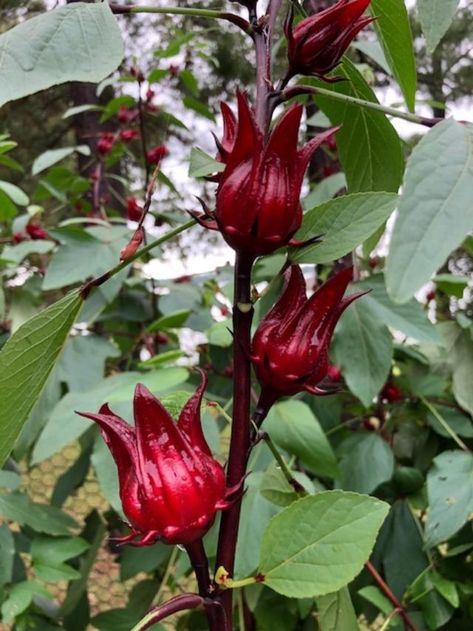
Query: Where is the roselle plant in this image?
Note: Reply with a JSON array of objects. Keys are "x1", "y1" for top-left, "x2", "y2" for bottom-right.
[{"x1": 0, "y1": 1, "x2": 472, "y2": 630}]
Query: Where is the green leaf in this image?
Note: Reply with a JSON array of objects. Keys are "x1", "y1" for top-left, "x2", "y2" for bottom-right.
[
  {"x1": 333, "y1": 299, "x2": 393, "y2": 407},
  {"x1": 58, "y1": 335, "x2": 120, "y2": 393},
  {"x1": 449, "y1": 329, "x2": 473, "y2": 416},
  {"x1": 0, "y1": 190, "x2": 18, "y2": 220},
  {"x1": 357, "y1": 586, "x2": 393, "y2": 616},
  {"x1": 43, "y1": 225, "x2": 130, "y2": 290},
  {"x1": 337, "y1": 433, "x2": 395, "y2": 494},
  {"x1": 31, "y1": 536, "x2": 90, "y2": 582},
  {"x1": 235, "y1": 473, "x2": 280, "y2": 578},
  {"x1": 91, "y1": 434, "x2": 122, "y2": 516},
  {"x1": 302, "y1": 173, "x2": 347, "y2": 210},
  {"x1": 0, "y1": 492, "x2": 77, "y2": 535},
  {"x1": 261, "y1": 462, "x2": 316, "y2": 507},
  {"x1": 313, "y1": 59, "x2": 404, "y2": 192},
  {"x1": 358, "y1": 274, "x2": 440, "y2": 344},
  {"x1": 258, "y1": 491, "x2": 389, "y2": 597},
  {"x1": 424, "y1": 450, "x2": 473, "y2": 546},
  {"x1": 386, "y1": 121, "x2": 473, "y2": 303},
  {"x1": 316, "y1": 586, "x2": 360, "y2": 631},
  {"x1": 147, "y1": 309, "x2": 191, "y2": 331},
  {"x1": 434, "y1": 273, "x2": 468, "y2": 298},
  {"x1": 0, "y1": 291, "x2": 82, "y2": 467},
  {"x1": 207, "y1": 320, "x2": 233, "y2": 347},
  {"x1": 2, "y1": 240, "x2": 55, "y2": 265},
  {"x1": 32, "y1": 146, "x2": 91, "y2": 176},
  {"x1": 1, "y1": 581, "x2": 51, "y2": 624},
  {"x1": 370, "y1": 0, "x2": 417, "y2": 111},
  {"x1": 0, "y1": 2, "x2": 124, "y2": 107},
  {"x1": 0, "y1": 180, "x2": 29, "y2": 205},
  {"x1": 263, "y1": 400, "x2": 339, "y2": 478},
  {"x1": 188, "y1": 147, "x2": 224, "y2": 178},
  {"x1": 417, "y1": 0, "x2": 460, "y2": 53},
  {"x1": 183, "y1": 96, "x2": 215, "y2": 121},
  {"x1": 427, "y1": 404, "x2": 473, "y2": 439},
  {"x1": 32, "y1": 368, "x2": 188, "y2": 463},
  {"x1": 0, "y1": 524, "x2": 15, "y2": 584},
  {"x1": 291, "y1": 193, "x2": 398, "y2": 264}
]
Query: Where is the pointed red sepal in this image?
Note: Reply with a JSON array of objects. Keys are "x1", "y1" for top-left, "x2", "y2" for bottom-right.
[{"x1": 178, "y1": 369, "x2": 212, "y2": 456}]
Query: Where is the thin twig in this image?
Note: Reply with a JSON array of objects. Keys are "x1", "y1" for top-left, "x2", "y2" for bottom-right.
[{"x1": 365, "y1": 562, "x2": 417, "y2": 631}]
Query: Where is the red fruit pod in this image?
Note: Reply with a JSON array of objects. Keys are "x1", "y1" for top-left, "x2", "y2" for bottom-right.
[
  {"x1": 26, "y1": 223, "x2": 48, "y2": 240},
  {"x1": 147, "y1": 144, "x2": 168, "y2": 165},
  {"x1": 76, "y1": 371, "x2": 240, "y2": 546},
  {"x1": 126, "y1": 197, "x2": 143, "y2": 222},
  {"x1": 251, "y1": 266, "x2": 367, "y2": 413},
  {"x1": 120, "y1": 129, "x2": 140, "y2": 142},
  {"x1": 120, "y1": 227, "x2": 144, "y2": 261},
  {"x1": 213, "y1": 91, "x2": 339, "y2": 256},
  {"x1": 285, "y1": 0, "x2": 375, "y2": 79}
]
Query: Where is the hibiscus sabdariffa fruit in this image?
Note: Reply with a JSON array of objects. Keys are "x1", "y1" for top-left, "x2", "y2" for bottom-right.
[
  {"x1": 194, "y1": 91, "x2": 338, "y2": 256},
  {"x1": 251, "y1": 265, "x2": 366, "y2": 416},
  {"x1": 77, "y1": 370, "x2": 238, "y2": 546},
  {"x1": 285, "y1": 0, "x2": 374, "y2": 80}
]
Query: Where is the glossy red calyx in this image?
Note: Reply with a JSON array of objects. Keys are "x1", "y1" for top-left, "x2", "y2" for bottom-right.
[
  {"x1": 285, "y1": 0, "x2": 374, "y2": 79},
  {"x1": 207, "y1": 91, "x2": 338, "y2": 256},
  {"x1": 251, "y1": 265, "x2": 366, "y2": 405},
  {"x1": 77, "y1": 370, "x2": 239, "y2": 546}
]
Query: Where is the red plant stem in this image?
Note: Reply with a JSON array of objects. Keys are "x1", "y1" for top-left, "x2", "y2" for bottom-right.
[
  {"x1": 215, "y1": 252, "x2": 254, "y2": 625},
  {"x1": 185, "y1": 541, "x2": 223, "y2": 631},
  {"x1": 365, "y1": 561, "x2": 417, "y2": 631},
  {"x1": 250, "y1": 7, "x2": 271, "y2": 134},
  {"x1": 137, "y1": 593, "x2": 203, "y2": 630}
]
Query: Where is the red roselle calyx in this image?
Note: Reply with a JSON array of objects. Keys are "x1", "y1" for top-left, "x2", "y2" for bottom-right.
[
  {"x1": 147, "y1": 144, "x2": 168, "y2": 165},
  {"x1": 285, "y1": 0, "x2": 374, "y2": 80},
  {"x1": 251, "y1": 265, "x2": 366, "y2": 416},
  {"x1": 127, "y1": 196, "x2": 143, "y2": 222},
  {"x1": 77, "y1": 370, "x2": 239, "y2": 546},
  {"x1": 26, "y1": 223, "x2": 48, "y2": 240},
  {"x1": 196, "y1": 92, "x2": 338, "y2": 256}
]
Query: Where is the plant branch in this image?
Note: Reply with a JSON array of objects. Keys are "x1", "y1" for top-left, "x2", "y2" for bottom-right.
[
  {"x1": 130, "y1": 593, "x2": 204, "y2": 631},
  {"x1": 365, "y1": 562, "x2": 417, "y2": 631},
  {"x1": 256, "y1": 428, "x2": 306, "y2": 494},
  {"x1": 215, "y1": 252, "x2": 254, "y2": 625},
  {"x1": 79, "y1": 219, "x2": 195, "y2": 299},
  {"x1": 420, "y1": 396, "x2": 471, "y2": 452},
  {"x1": 186, "y1": 540, "x2": 222, "y2": 631},
  {"x1": 281, "y1": 85, "x2": 445, "y2": 128},
  {"x1": 109, "y1": 4, "x2": 251, "y2": 33}
]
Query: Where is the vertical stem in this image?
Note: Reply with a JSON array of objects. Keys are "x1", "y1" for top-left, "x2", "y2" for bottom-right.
[
  {"x1": 185, "y1": 541, "x2": 222, "y2": 631},
  {"x1": 215, "y1": 252, "x2": 254, "y2": 626},
  {"x1": 365, "y1": 562, "x2": 417, "y2": 631},
  {"x1": 250, "y1": 6, "x2": 271, "y2": 134}
]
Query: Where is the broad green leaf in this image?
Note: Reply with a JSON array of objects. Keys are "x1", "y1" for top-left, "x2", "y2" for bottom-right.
[
  {"x1": 32, "y1": 368, "x2": 189, "y2": 463},
  {"x1": 183, "y1": 95, "x2": 215, "y2": 121},
  {"x1": 0, "y1": 180, "x2": 29, "y2": 205},
  {"x1": 0, "y1": 492, "x2": 77, "y2": 535},
  {"x1": 386, "y1": 121, "x2": 473, "y2": 303},
  {"x1": 0, "y1": 2, "x2": 124, "y2": 107},
  {"x1": 0, "y1": 524, "x2": 15, "y2": 584},
  {"x1": 358, "y1": 274, "x2": 440, "y2": 344},
  {"x1": 337, "y1": 433, "x2": 395, "y2": 494},
  {"x1": 434, "y1": 273, "x2": 468, "y2": 298},
  {"x1": 0, "y1": 190, "x2": 17, "y2": 220},
  {"x1": 357, "y1": 586, "x2": 393, "y2": 616},
  {"x1": 207, "y1": 319, "x2": 233, "y2": 347},
  {"x1": 449, "y1": 329, "x2": 473, "y2": 416},
  {"x1": 316, "y1": 586, "x2": 360, "y2": 631},
  {"x1": 91, "y1": 435, "x2": 122, "y2": 516},
  {"x1": 313, "y1": 59, "x2": 404, "y2": 192},
  {"x1": 258, "y1": 491, "x2": 389, "y2": 597},
  {"x1": 291, "y1": 192, "x2": 398, "y2": 264},
  {"x1": 427, "y1": 404, "x2": 473, "y2": 439},
  {"x1": 302, "y1": 173, "x2": 347, "y2": 210},
  {"x1": 147, "y1": 309, "x2": 191, "y2": 331},
  {"x1": 261, "y1": 462, "x2": 316, "y2": 507},
  {"x1": 333, "y1": 299, "x2": 393, "y2": 407},
  {"x1": 0, "y1": 291, "x2": 82, "y2": 467},
  {"x1": 370, "y1": 0, "x2": 417, "y2": 111},
  {"x1": 31, "y1": 536, "x2": 90, "y2": 582},
  {"x1": 352, "y1": 40, "x2": 391, "y2": 75},
  {"x1": 235, "y1": 473, "x2": 280, "y2": 578},
  {"x1": 32, "y1": 146, "x2": 91, "y2": 176},
  {"x1": 58, "y1": 335, "x2": 120, "y2": 392},
  {"x1": 1, "y1": 240, "x2": 55, "y2": 265},
  {"x1": 417, "y1": 0, "x2": 460, "y2": 53},
  {"x1": 43, "y1": 225, "x2": 130, "y2": 290},
  {"x1": 425, "y1": 451, "x2": 473, "y2": 546},
  {"x1": 264, "y1": 401, "x2": 339, "y2": 478},
  {"x1": 188, "y1": 147, "x2": 224, "y2": 178},
  {"x1": 1, "y1": 581, "x2": 51, "y2": 624}
]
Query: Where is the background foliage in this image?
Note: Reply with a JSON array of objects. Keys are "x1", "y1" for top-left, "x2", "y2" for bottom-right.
[{"x1": 0, "y1": 0, "x2": 472, "y2": 629}]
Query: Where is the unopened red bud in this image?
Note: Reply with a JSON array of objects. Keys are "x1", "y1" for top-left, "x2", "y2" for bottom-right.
[
  {"x1": 117, "y1": 107, "x2": 138, "y2": 124},
  {"x1": 127, "y1": 197, "x2": 143, "y2": 222},
  {"x1": 426, "y1": 290, "x2": 436, "y2": 302},
  {"x1": 146, "y1": 88, "x2": 155, "y2": 100},
  {"x1": 120, "y1": 227, "x2": 144, "y2": 261},
  {"x1": 147, "y1": 144, "x2": 168, "y2": 165},
  {"x1": 26, "y1": 224, "x2": 48, "y2": 240},
  {"x1": 156, "y1": 332, "x2": 170, "y2": 345},
  {"x1": 130, "y1": 67, "x2": 145, "y2": 82},
  {"x1": 381, "y1": 383, "x2": 403, "y2": 403},
  {"x1": 220, "y1": 305, "x2": 230, "y2": 317},
  {"x1": 285, "y1": 0, "x2": 374, "y2": 79},
  {"x1": 97, "y1": 133, "x2": 115, "y2": 155},
  {"x1": 327, "y1": 365, "x2": 342, "y2": 381},
  {"x1": 12, "y1": 232, "x2": 25, "y2": 243},
  {"x1": 368, "y1": 256, "x2": 378, "y2": 269},
  {"x1": 169, "y1": 64, "x2": 179, "y2": 77},
  {"x1": 175, "y1": 275, "x2": 192, "y2": 284},
  {"x1": 120, "y1": 129, "x2": 140, "y2": 142}
]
